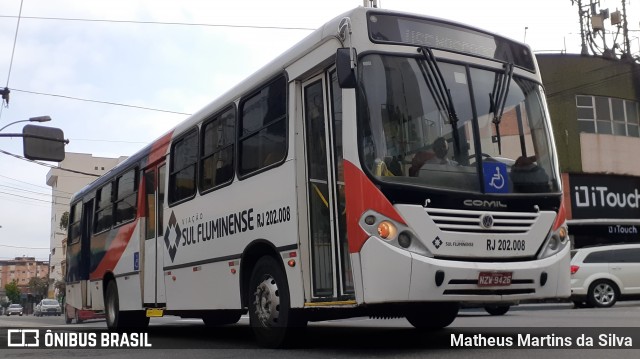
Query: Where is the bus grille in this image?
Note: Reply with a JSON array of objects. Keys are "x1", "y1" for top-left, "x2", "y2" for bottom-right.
[{"x1": 425, "y1": 208, "x2": 539, "y2": 234}]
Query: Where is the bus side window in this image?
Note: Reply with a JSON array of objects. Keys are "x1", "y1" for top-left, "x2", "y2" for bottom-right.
[
  {"x1": 94, "y1": 182, "x2": 113, "y2": 233},
  {"x1": 200, "y1": 106, "x2": 235, "y2": 191},
  {"x1": 238, "y1": 75, "x2": 287, "y2": 177},
  {"x1": 169, "y1": 128, "x2": 198, "y2": 204}
]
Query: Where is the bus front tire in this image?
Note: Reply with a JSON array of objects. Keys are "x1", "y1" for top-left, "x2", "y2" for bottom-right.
[
  {"x1": 248, "y1": 256, "x2": 306, "y2": 348},
  {"x1": 484, "y1": 305, "x2": 510, "y2": 316},
  {"x1": 406, "y1": 302, "x2": 459, "y2": 330}
]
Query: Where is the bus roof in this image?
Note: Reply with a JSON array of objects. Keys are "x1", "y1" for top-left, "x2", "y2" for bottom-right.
[{"x1": 70, "y1": 6, "x2": 529, "y2": 203}]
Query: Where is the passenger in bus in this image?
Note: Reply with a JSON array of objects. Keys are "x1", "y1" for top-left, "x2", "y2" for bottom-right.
[
  {"x1": 511, "y1": 154, "x2": 550, "y2": 192},
  {"x1": 426, "y1": 137, "x2": 454, "y2": 165},
  {"x1": 409, "y1": 137, "x2": 455, "y2": 176}
]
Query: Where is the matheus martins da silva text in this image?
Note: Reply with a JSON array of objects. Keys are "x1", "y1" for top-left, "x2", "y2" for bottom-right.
[{"x1": 451, "y1": 333, "x2": 633, "y2": 348}]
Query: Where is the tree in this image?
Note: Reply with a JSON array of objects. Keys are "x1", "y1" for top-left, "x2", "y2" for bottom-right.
[
  {"x1": 4, "y1": 280, "x2": 20, "y2": 303},
  {"x1": 28, "y1": 277, "x2": 48, "y2": 298},
  {"x1": 59, "y1": 211, "x2": 69, "y2": 231}
]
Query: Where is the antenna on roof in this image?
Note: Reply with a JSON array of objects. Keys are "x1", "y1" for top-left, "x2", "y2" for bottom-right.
[{"x1": 363, "y1": 0, "x2": 380, "y2": 8}]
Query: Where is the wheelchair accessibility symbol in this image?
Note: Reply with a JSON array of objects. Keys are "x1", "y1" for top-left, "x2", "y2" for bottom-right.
[{"x1": 483, "y1": 162, "x2": 509, "y2": 193}]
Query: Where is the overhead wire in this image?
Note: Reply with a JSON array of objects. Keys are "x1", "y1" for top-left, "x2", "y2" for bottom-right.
[
  {"x1": 4, "y1": 0, "x2": 24, "y2": 88},
  {"x1": 0, "y1": 0, "x2": 24, "y2": 119},
  {"x1": 0, "y1": 190, "x2": 68, "y2": 204},
  {"x1": 0, "y1": 174, "x2": 74, "y2": 194},
  {"x1": 11, "y1": 88, "x2": 192, "y2": 116},
  {"x1": 0, "y1": 12, "x2": 316, "y2": 116},
  {"x1": 0, "y1": 14, "x2": 317, "y2": 31},
  {"x1": 0, "y1": 148, "x2": 100, "y2": 177},
  {"x1": 0, "y1": 184, "x2": 72, "y2": 200}
]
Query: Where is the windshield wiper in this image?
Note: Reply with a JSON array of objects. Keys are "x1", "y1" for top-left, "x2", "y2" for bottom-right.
[
  {"x1": 418, "y1": 47, "x2": 459, "y2": 126},
  {"x1": 489, "y1": 63, "x2": 514, "y2": 154},
  {"x1": 417, "y1": 47, "x2": 460, "y2": 157}
]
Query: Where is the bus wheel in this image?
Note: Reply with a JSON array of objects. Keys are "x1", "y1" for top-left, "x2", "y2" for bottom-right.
[
  {"x1": 484, "y1": 305, "x2": 510, "y2": 316},
  {"x1": 65, "y1": 312, "x2": 72, "y2": 324},
  {"x1": 105, "y1": 280, "x2": 149, "y2": 330},
  {"x1": 105, "y1": 280, "x2": 121, "y2": 330},
  {"x1": 406, "y1": 302, "x2": 459, "y2": 330},
  {"x1": 248, "y1": 256, "x2": 304, "y2": 348}
]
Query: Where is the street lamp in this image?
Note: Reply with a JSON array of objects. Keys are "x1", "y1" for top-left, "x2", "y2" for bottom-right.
[{"x1": 0, "y1": 116, "x2": 51, "y2": 132}]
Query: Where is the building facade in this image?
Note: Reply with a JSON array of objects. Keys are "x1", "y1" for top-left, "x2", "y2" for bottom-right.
[
  {"x1": 0, "y1": 256, "x2": 49, "y2": 299},
  {"x1": 537, "y1": 54, "x2": 640, "y2": 248},
  {"x1": 46, "y1": 152, "x2": 126, "y2": 297}
]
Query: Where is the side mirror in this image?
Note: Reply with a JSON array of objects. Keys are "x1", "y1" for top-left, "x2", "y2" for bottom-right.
[
  {"x1": 336, "y1": 48, "x2": 357, "y2": 89},
  {"x1": 22, "y1": 124, "x2": 66, "y2": 162}
]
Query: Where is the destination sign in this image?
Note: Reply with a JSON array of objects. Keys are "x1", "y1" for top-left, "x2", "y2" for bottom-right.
[{"x1": 367, "y1": 13, "x2": 535, "y2": 71}]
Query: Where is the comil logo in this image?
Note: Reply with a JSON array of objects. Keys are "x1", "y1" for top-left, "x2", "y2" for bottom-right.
[
  {"x1": 164, "y1": 211, "x2": 181, "y2": 262},
  {"x1": 7, "y1": 329, "x2": 39, "y2": 347}
]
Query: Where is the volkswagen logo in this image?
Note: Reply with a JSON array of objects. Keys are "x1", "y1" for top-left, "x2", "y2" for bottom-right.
[{"x1": 480, "y1": 214, "x2": 494, "y2": 229}]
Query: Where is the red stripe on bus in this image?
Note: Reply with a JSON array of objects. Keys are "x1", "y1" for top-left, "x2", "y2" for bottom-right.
[
  {"x1": 344, "y1": 160, "x2": 405, "y2": 253},
  {"x1": 148, "y1": 131, "x2": 173, "y2": 165},
  {"x1": 89, "y1": 221, "x2": 137, "y2": 281}
]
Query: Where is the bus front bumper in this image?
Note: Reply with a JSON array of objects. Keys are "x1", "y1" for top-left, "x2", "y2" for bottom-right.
[{"x1": 359, "y1": 237, "x2": 571, "y2": 304}]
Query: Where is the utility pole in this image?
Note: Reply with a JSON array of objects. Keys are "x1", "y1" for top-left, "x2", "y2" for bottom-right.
[{"x1": 621, "y1": 0, "x2": 631, "y2": 57}]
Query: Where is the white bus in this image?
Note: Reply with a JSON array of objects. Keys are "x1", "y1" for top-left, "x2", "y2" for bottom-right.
[{"x1": 65, "y1": 6, "x2": 570, "y2": 347}]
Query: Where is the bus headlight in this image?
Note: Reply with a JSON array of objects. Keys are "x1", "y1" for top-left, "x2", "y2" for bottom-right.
[
  {"x1": 359, "y1": 210, "x2": 431, "y2": 257},
  {"x1": 538, "y1": 224, "x2": 569, "y2": 259}
]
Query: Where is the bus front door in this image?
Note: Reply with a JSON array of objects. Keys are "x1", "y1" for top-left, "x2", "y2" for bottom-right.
[
  {"x1": 143, "y1": 164, "x2": 167, "y2": 307},
  {"x1": 302, "y1": 71, "x2": 354, "y2": 301}
]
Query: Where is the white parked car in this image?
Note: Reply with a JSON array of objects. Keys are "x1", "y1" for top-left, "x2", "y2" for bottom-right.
[
  {"x1": 5, "y1": 304, "x2": 23, "y2": 316},
  {"x1": 570, "y1": 243, "x2": 640, "y2": 308},
  {"x1": 34, "y1": 299, "x2": 62, "y2": 316}
]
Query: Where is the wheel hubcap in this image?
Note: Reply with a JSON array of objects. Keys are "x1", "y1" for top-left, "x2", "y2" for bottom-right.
[
  {"x1": 253, "y1": 275, "x2": 280, "y2": 327},
  {"x1": 594, "y1": 283, "x2": 614, "y2": 305}
]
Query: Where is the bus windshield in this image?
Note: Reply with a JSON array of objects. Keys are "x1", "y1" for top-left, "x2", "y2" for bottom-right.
[{"x1": 358, "y1": 53, "x2": 560, "y2": 194}]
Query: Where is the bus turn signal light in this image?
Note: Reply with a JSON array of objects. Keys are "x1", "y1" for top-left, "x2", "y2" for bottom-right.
[
  {"x1": 377, "y1": 221, "x2": 396, "y2": 240},
  {"x1": 558, "y1": 226, "x2": 568, "y2": 240}
]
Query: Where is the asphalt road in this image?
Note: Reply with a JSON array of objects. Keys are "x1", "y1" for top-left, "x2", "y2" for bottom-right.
[{"x1": 1, "y1": 302, "x2": 639, "y2": 358}]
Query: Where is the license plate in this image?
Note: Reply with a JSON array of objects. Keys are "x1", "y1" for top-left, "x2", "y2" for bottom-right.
[{"x1": 478, "y1": 272, "x2": 512, "y2": 287}]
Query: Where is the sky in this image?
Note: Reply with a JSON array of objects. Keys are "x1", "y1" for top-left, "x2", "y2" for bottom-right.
[{"x1": 0, "y1": 0, "x2": 638, "y2": 262}]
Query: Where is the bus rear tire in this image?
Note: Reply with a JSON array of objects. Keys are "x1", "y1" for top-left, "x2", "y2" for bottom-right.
[
  {"x1": 406, "y1": 302, "x2": 459, "y2": 330},
  {"x1": 248, "y1": 256, "x2": 306, "y2": 348},
  {"x1": 105, "y1": 280, "x2": 149, "y2": 330},
  {"x1": 105, "y1": 280, "x2": 119, "y2": 330}
]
